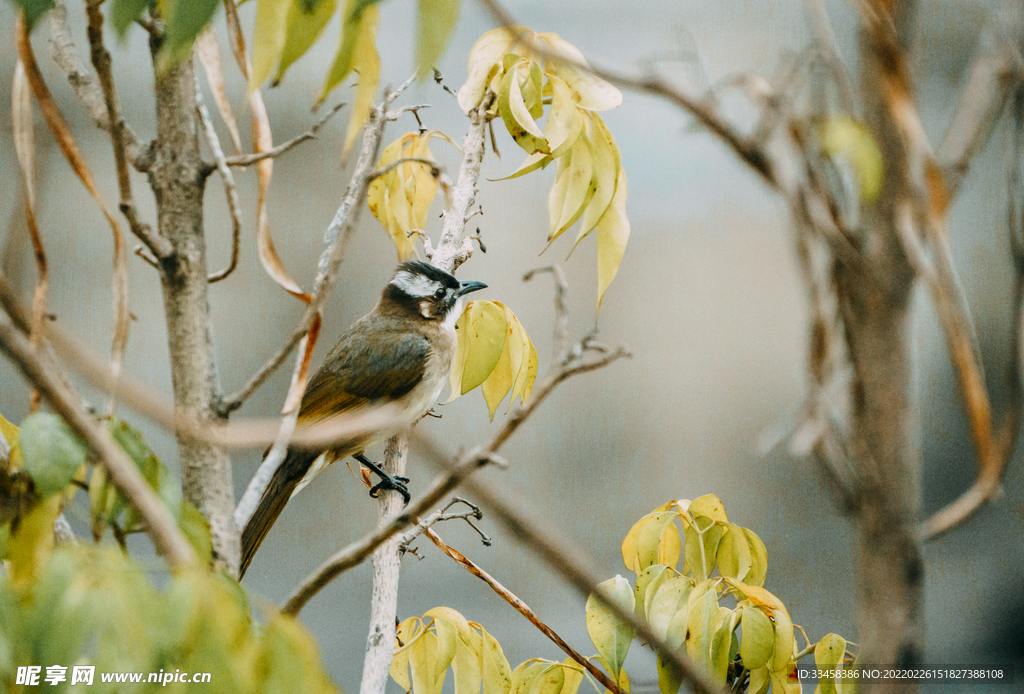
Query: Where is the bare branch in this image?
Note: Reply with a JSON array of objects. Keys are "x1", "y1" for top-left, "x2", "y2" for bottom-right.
[
  {"x1": 423, "y1": 528, "x2": 622, "y2": 694},
  {"x1": 0, "y1": 310, "x2": 197, "y2": 567},
  {"x1": 195, "y1": 75, "x2": 242, "y2": 283},
  {"x1": 47, "y1": 0, "x2": 149, "y2": 171},
  {"x1": 523, "y1": 266, "x2": 569, "y2": 361},
  {"x1": 937, "y1": 0, "x2": 1024, "y2": 200},
  {"x1": 218, "y1": 102, "x2": 346, "y2": 170}
]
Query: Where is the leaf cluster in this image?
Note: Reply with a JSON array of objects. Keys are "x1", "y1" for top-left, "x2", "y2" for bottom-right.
[
  {"x1": 456, "y1": 28, "x2": 630, "y2": 306},
  {"x1": 446, "y1": 300, "x2": 538, "y2": 421},
  {"x1": 0, "y1": 412, "x2": 339, "y2": 693},
  {"x1": 588, "y1": 495, "x2": 857, "y2": 694}
]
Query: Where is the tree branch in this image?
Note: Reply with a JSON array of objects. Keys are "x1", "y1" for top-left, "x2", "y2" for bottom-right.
[
  {"x1": 217, "y1": 101, "x2": 346, "y2": 171},
  {"x1": 936, "y1": 0, "x2": 1024, "y2": 200},
  {"x1": 47, "y1": 0, "x2": 150, "y2": 172},
  {"x1": 194, "y1": 75, "x2": 242, "y2": 283},
  {"x1": 0, "y1": 311, "x2": 196, "y2": 567}
]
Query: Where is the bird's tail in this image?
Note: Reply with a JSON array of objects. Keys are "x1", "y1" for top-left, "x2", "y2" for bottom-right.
[{"x1": 239, "y1": 448, "x2": 319, "y2": 579}]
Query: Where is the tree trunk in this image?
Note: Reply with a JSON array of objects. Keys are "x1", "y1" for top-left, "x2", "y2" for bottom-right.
[
  {"x1": 841, "y1": 2, "x2": 923, "y2": 691},
  {"x1": 149, "y1": 46, "x2": 239, "y2": 573}
]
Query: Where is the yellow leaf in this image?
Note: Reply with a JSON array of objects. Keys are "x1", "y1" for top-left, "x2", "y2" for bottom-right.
[
  {"x1": 574, "y1": 113, "x2": 619, "y2": 246},
  {"x1": 596, "y1": 167, "x2": 629, "y2": 307},
  {"x1": 543, "y1": 75, "x2": 583, "y2": 159},
  {"x1": 492, "y1": 152, "x2": 552, "y2": 181},
  {"x1": 560, "y1": 661, "x2": 585, "y2": 694},
  {"x1": 342, "y1": 7, "x2": 380, "y2": 154},
  {"x1": 744, "y1": 528, "x2": 769, "y2": 587},
  {"x1": 716, "y1": 522, "x2": 752, "y2": 583},
  {"x1": 319, "y1": 0, "x2": 366, "y2": 96},
  {"x1": 457, "y1": 27, "x2": 520, "y2": 112},
  {"x1": 815, "y1": 633, "x2": 847, "y2": 694},
  {"x1": 416, "y1": 0, "x2": 460, "y2": 76},
  {"x1": 748, "y1": 667, "x2": 771, "y2": 694},
  {"x1": 818, "y1": 116, "x2": 884, "y2": 203},
  {"x1": 498, "y1": 60, "x2": 548, "y2": 155},
  {"x1": 0, "y1": 413, "x2": 22, "y2": 469},
  {"x1": 528, "y1": 664, "x2": 564, "y2": 694},
  {"x1": 424, "y1": 607, "x2": 473, "y2": 638},
  {"x1": 480, "y1": 627, "x2": 512, "y2": 694},
  {"x1": 771, "y1": 607, "x2": 796, "y2": 672},
  {"x1": 724, "y1": 579, "x2": 786, "y2": 612},
  {"x1": 506, "y1": 311, "x2": 532, "y2": 410},
  {"x1": 453, "y1": 301, "x2": 508, "y2": 396},
  {"x1": 433, "y1": 617, "x2": 458, "y2": 685},
  {"x1": 685, "y1": 584, "x2": 721, "y2": 679},
  {"x1": 636, "y1": 511, "x2": 680, "y2": 571},
  {"x1": 454, "y1": 630, "x2": 483, "y2": 694},
  {"x1": 585, "y1": 576, "x2": 635, "y2": 676},
  {"x1": 646, "y1": 576, "x2": 693, "y2": 642},
  {"x1": 537, "y1": 33, "x2": 622, "y2": 111},
  {"x1": 682, "y1": 516, "x2": 723, "y2": 582},
  {"x1": 547, "y1": 134, "x2": 592, "y2": 242},
  {"x1": 8, "y1": 494, "x2": 60, "y2": 589},
  {"x1": 410, "y1": 630, "x2": 442, "y2": 694},
  {"x1": 521, "y1": 60, "x2": 544, "y2": 120},
  {"x1": 770, "y1": 663, "x2": 802, "y2": 694},
  {"x1": 739, "y1": 605, "x2": 775, "y2": 671},
  {"x1": 276, "y1": 0, "x2": 340, "y2": 83},
  {"x1": 249, "y1": 0, "x2": 293, "y2": 91},
  {"x1": 390, "y1": 617, "x2": 420, "y2": 691},
  {"x1": 479, "y1": 309, "x2": 512, "y2": 419},
  {"x1": 521, "y1": 337, "x2": 538, "y2": 402}
]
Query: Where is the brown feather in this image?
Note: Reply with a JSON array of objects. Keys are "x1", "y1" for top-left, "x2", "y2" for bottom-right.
[{"x1": 239, "y1": 447, "x2": 319, "y2": 578}]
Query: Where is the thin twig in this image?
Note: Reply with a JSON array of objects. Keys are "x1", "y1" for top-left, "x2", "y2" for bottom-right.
[
  {"x1": 368, "y1": 157, "x2": 441, "y2": 182},
  {"x1": 195, "y1": 73, "x2": 242, "y2": 283},
  {"x1": 0, "y1": 311, "x2": 196, "y2": 567},
  {"x1": 423, "y1": 528, "x2": 622, "y2": 694},
  {"x1": 218, "y1": 102, "x2": 346, "y2": 170},
  {"x1": 47, "y1": 0, "x2": 149, "y2": 171}
]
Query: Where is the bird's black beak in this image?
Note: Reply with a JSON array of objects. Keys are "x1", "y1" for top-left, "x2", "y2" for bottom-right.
[{"x1": 456, "y1": 280, "x2": 488, "y2": 297}]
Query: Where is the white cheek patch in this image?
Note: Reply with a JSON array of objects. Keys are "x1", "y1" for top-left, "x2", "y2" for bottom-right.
[
  {"x1": 392, "y1": 271, "x2": 441, "y2": 298},
  {"x1": 442, "y1": 297, "x2": 465, "y2": 332}
]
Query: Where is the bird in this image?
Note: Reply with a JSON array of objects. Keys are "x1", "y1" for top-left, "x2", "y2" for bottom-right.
[{"x1": 239, "y1": 260, "x2": 487, "y2": 578}]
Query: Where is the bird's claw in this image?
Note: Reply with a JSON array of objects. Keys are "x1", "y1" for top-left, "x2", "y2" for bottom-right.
[{"x1": 369, "y1": 476, "x2": 411, "y2": 505}]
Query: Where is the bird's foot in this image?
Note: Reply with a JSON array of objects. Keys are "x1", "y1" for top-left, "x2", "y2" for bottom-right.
[{"x1": 355, "y1": 453, "x2": 411, "y2": 505}]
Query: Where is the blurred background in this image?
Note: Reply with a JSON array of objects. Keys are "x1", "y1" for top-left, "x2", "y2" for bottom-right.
[{"x1": 1, "y1": 0, "x2": 1022, "y2": 689}]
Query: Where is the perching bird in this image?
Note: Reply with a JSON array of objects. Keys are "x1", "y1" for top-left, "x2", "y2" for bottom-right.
[{"x1": 239, "y1": 261, "x2": 487, "y2": 578}]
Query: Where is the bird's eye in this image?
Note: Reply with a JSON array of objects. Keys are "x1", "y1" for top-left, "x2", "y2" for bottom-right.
[{"x1": 433, "y1": 288, "x2": 446, "y2": 300}]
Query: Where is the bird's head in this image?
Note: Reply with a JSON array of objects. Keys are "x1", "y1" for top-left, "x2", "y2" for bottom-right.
[{"x1": 383, "y1": 261, "x2": 487, "y2": 323}]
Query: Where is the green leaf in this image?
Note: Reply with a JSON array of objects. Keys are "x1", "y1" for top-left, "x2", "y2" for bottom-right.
[
  {"x1": 585, "y1": 575, "x2": 635, "y2": 676},
  {"x1": 20, "y1": 413, "x2": 86, "y2": 497},
  {"x1": 739, "y1": 606, "x2": 774, "y2": 671},
  {"x1": 416, "y1": 0, "x2": 459, "y2": 76},
  {"x1": 0, "y1": 413, "x2": 22, "y2": 469},
  {"x1": 160, "y1": 0, "x2": 220, "y2": 68},
  {"x1": 11, "y1": 0, "x2": 54, "y2": 30},
  {"x1": 111, "y1": 0, "x2": 152, "y2": 35}
]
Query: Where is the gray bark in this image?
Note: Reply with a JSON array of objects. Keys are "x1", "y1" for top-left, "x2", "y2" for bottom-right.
[{"x1": 149, "y1": 46, "x2": 239, "y2": 573}]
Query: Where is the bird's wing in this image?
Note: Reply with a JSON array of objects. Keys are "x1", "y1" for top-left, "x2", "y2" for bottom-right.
[{"x1": 297, "y1": 328, "x2": 431, "y2": 423}]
